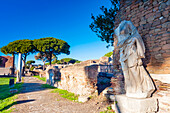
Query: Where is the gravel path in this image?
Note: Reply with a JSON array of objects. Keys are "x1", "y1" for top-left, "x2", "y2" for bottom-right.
[{"x1": 12, "y1": 76, "x2": 107, "y2": 113}]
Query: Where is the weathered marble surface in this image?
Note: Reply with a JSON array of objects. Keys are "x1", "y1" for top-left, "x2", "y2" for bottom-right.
[
  {"x1": 114, "y1": 20, "x2": 155, "y2": 98},
  {"x1": 113, "y1": 95, "x2": 158, "y2": 113}
]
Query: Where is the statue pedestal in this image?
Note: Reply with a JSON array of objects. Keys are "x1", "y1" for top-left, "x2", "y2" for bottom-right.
[{"x1": 113, "y1": 95, "x2": 158, "y2": 113}]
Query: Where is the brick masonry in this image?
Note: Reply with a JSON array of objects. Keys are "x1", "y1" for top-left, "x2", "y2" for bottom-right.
[
  {"x1": 0, "y1": 56, "x2": 14, "y2": 68},
  {"x1": 58, "y1": 62, "x2": 98, "y2": 96},
  {"x1": 114, "y1": 0, "x2": 170, "y2": 74}
]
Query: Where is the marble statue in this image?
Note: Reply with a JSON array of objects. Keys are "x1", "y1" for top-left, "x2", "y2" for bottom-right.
[{"x1": 114, "y1": 20, "x2": 155, "y2": 98}]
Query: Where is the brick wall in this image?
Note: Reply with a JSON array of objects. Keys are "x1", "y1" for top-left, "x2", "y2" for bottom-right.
[
  {"x1": 114, "y1": 0, "x2": 170, "y2": 74},
  {"x1": 58, "y1": 63, "x2": 98, "y2": 96},
  {"x1": 0, "y1": 56, "x2": 14, "y2": 68}
]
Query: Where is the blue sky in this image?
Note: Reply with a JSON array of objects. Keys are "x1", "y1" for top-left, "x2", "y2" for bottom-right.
[{"x1": 0, "y1": 0, "x2": 113, "y2": 65}]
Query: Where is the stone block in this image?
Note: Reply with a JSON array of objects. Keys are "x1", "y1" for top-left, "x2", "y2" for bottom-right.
[
  {"x1": 10, "y1": 89, "x2": 18, "y2": 93},
  {"x1": 78, "y1": 96, "x2": 88, "y2": 102},
  {"x1": 114, "y1": 95, "x2": 158, "y2": 113},
  {"x1": 9, "y1": 79, "x2": 14, "y2": 88}
]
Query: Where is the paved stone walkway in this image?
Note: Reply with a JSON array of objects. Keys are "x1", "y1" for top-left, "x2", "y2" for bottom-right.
[{"x1": 12, "y1": 76, "x2": 107, "y2": 113}]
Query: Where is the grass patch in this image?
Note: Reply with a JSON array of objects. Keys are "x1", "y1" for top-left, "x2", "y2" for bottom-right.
[
  {"x1": 41, "y1": 84, "x2": 55, "y2": 89},
  {"x1": 51, "y1": 88, "x2": 79, "y2": 101},
  {"x1": 99, "y1": 105, "x2": 115, "y2": 113},
  {"x1": 33, "y1": 75, "x2": 46, "y2": 81},
  {"x1": 0, "y1": 77, "x2": 23, "y2": 113}
]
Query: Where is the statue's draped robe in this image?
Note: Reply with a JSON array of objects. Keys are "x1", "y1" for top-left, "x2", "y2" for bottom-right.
[{"x1": 115, "y1": 20, "x2": 155, "y2": 98}]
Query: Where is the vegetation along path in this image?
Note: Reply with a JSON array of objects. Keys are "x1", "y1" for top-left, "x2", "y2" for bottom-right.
[{"x1": 12, "y1": 76, "x2": 108, "y2": 113}]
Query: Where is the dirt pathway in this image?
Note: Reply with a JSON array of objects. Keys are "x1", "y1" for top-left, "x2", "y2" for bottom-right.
[{"x1": 12, "y1": 76, "x2": 107, "y2": 113}]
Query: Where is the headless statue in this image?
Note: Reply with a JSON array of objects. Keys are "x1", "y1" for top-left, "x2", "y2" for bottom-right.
[{"x1": 114, "y1": 20, "x2": 155, "y2": 98}]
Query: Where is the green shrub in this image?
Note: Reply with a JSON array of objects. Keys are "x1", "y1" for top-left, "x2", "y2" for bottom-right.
[
  {"x1": 45, "y1": 62, "x2": 50, "y2": 65},
  {"x1": 75, "y1": 61, "x2": 81, "y2": 63},
  {"x1": 104, "y1": 52, "x2": 113, "y2": 57},
  {"x1": 30, "y1": 66, "x2": 35, "y2": 71}
]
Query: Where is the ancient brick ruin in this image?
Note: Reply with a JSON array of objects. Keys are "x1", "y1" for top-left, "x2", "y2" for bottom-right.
[
  {"x1": 114, "y1": 0, "x2": 170, "y2": 74},
  {"x1": 0, "y1": 56, "x2": 14, "y2": 75},
  {"x1": 58, "y1": 60, "x2": 98, "y2": 96},
  {"x1": 0, "y1": 56, "x2": 14, "y2": 68},
  {"x1": 57, "y1": 59, "x2": 116, "y2": 97}
]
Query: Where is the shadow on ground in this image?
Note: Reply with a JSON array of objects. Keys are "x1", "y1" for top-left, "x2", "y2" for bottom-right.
[{"x1": 16, "y1": 99, "x2": 36, "y2": 104}]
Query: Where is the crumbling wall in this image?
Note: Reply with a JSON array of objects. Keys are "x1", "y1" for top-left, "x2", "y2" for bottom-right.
[
  {"x1": 114, "y1": 0, "x2": 170, "y2": 74},
  {"x1": 0, "y1": 56, "x2": 14, "y2": 68},
  {"x1": 59, "y1": 63, "x2": 98, "y2": 96}
]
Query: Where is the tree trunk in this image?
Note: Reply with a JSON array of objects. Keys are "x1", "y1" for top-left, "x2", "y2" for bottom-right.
[
  {"x1": 12, "y1": 54, "x2": 15, "y2": 75},
  {"x1": 43, "y1": 61, "x2": 45, "y2": 71},
  {"x1": 49, "y1": 52, "x2": 52, "y2": 66}
]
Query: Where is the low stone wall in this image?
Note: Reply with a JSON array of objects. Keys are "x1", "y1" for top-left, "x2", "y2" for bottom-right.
[
  {"x1": 0, "y1": 67, "x2": 12, "y2": 75},
  {"x1": 58, "y1": 64, "x2": 98, "y2": 96}
]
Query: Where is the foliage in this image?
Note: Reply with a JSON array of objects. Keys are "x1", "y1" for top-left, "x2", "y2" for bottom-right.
[
  {"x1": 45, "y1": 62, "x2": 50, "y2": 65},
  {"x1": 60, "y1": 58, "x2": 80, "y2": 64},
  {"x1": 0, "y1": 77, "x2": 23, "y2": 112},
  {"x1": 33, "y1": 75, "x2": 46, "y2": 81},
  {"x1": 45, "y1": 58, "x2": 81, "y2": 65},
  {"x1": 1, "y1": 39, "x2": 36, "y2": 76},
  {"x1": 30, "y1": 66, "x2": 35, "y2": 71},
  {"x1": 104, "y1": 52, "x2": 113, "y2": 57},
  {"x1": 1, "y1": 39, "x2": 35, "y2": 61},
  {"x1": 35, "y1": 53, "x2": 56, "y2": 62},
  {"x1": 34, "y1": 52, "x2": 56, "y2": 70},
  {"x1": 89, "y1": 0, "x2": 120, "y2": 47},
  {"x1": 25, "y1": 65, "x2": 29, "y2": 69},
  {"x1": 1, "y1": 39, "x2": 35, "y2": 55},
  {"x1": 51, "y1": 88, "x2": 79, "y2": 101},
  {"x1": 75, "y1": 60, "x2": 81, "y2": 63},
  {"x1": 100, "y1": 105, "x2": 115, "y2": 113},
  {"x1": 33, "y1": 37, "x2": 70, "y2": 65},
  {"x1": 26, "y1": 60, "x2": 35, "y2": 65}
]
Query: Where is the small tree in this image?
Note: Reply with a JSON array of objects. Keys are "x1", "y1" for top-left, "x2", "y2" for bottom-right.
[
  {"x1": 34, "y1": 37, "x2": 70, "y2": 65},
  {"x1": 26, "y1": 60, "x2": 35, "y2": 69},
  {"x1": 26, "y1": 60, "x2": 35, "y2": 65},
  {"x1": 60, "y1": 58, "x2": 79, "y2": 64},
  {"x1": 89, "y1": 0, "x2": 120, "y2": 47},
  {"x1": 34, "y1": 52, "x2": 56, "y2": 70}
]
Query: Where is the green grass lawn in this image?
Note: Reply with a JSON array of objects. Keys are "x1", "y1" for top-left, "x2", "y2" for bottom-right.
[
  {"x1": 33, "y1": 75, "x2": 46, "y2": 81},
  {"x1": 0, "y1": 77, "x2": 23, "y2": 113},
  {"x1": 51, "y1": 88, "x2": 79, "y2": 101}
]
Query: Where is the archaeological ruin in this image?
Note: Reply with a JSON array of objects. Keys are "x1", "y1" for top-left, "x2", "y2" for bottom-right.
[{"x1": 52, "y1": 0, "x2": 170, "y2": 112}]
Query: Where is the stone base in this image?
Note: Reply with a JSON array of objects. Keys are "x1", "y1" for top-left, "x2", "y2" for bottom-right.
[{"x1": 114, "y1": 95, "x2": 158, "y2": 113}]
